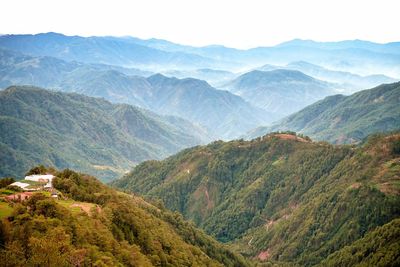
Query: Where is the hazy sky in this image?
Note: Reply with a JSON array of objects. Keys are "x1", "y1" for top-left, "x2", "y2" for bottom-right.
[{"x1": 1, "y1": 0, "x2": 399, "y2": 48}]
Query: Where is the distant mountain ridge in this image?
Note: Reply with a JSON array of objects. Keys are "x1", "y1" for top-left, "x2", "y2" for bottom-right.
[
  {"x1": 222, "y1": 69, "x2": 335, "y2": 115},
  {"x1": 246, "y1": 82, "x2": 400, "y2": 143},
  {"x1": 0, "y1": 86, "x2": 208, "y2": 181},
  {"x1": 0, "y1": 32, "x2": 220, "y2": 69},
  {"x1": 1, "y1": 33, "x2": 399, "y2": 77},
  {"x1": 257, "y1": 60, "x2": 398, "y2": 91},
  {"x1": 276, "y1": 38, "x2": 400, "y2": 55},
  {"x1": 0, "y1": 47, "x2": 151, "y2": 89}
]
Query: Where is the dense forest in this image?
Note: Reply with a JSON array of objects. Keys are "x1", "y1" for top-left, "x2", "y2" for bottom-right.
[
  {"x1": 320, "y1": 218, "x2": 400, "y2": 266},
  {"x1": 114, "y1": 132, "x2": 400, "y2": 265},
  {"x1": 0, "y1": 167, "x2": 249, "y2": 266},
  {"x1": 0, "y1": 86, "x2": 207, "y2": 181}
]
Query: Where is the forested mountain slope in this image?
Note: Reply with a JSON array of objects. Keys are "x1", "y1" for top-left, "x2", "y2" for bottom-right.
[
  {"x1": 113, "y1": 132, "x2": 400, "y2": 265},
  {"x1": 0, "y1": 86, "x2": 207, "y2": 181},
  {"x1": 246, "y1": 82, "x2": 400, "y2": 144},
  {"x1": 319, "y1": 218, "x2": 400, "y2": 266},
  {"x1": 0, "y1": 167, "x2": 249, "y2": 266}
]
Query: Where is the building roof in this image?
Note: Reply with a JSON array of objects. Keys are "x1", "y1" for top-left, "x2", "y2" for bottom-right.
[
  {"x1": 25, "y1": 174, "x2": 54, "y2": 181},
  {"x1": 25, "y1": 174, "x2": 54, "y2": 188},
  {"x1": 9, "y1": 181, "x2": 30, "y2": 189}
]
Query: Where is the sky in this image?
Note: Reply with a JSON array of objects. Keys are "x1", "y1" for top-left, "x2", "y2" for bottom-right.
[{"x1": 1, "y1": 0, "x2": 399, "y2": 49}]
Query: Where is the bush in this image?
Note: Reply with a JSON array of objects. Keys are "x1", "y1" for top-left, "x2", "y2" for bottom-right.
[{"x1": 391, "y1": 139, "x2": 400, "y2": 155}]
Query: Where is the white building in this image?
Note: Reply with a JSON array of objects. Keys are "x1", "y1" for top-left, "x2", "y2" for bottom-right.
[
  {"x1": 24, "y1": 174, "x2": 55, "y2": 188},
  {"x1": 9, "y1": 181, "x2": 30, "y2": 189}
]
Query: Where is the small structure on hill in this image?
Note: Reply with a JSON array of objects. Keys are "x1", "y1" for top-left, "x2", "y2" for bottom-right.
[
  {"x1": 8, "y1": 174, "x2": 55, "y2": 191},
  {"x1": 25, "y1": 174, "x2": 54, "y2": 189},
  {"x1": 9, "y1": 181, "x2": 30, "y2": 190},
  {"x1": 51, "y1": 190, "x2": 58, "y2": 198}
]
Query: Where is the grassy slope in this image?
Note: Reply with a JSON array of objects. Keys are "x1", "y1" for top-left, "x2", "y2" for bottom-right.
[{"x1": 0, "y1": 202, "x2": 13, "y2": 219}]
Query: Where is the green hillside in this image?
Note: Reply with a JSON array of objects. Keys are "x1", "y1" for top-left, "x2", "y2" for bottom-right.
[
  {"x1": 113, "y1": 132, "x2": 400, "y2": 265},
  {"x1": 246, "y1": 82, "x2": 400, "y2": 144},
  {"x1": 0, "y1": 86, "x2": 208, "y2": 181},
  {"x1": 319, "y1": 218, "x2": 400, "y2": 266},
  {"x1": 0, "y1": 167, "x2": 249, "y2": 266}
]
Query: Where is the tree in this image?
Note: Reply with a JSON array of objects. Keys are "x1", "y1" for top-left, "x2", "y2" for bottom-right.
[
  {"x1": 25, "y1": 165, "x2": 47, "y2": 176},
  {"x1": 27, "y1": 227, "x2": 72, "y2": 266},
  {"x1": 0, "y1": 177, "x2": 15, "y2": 188}
]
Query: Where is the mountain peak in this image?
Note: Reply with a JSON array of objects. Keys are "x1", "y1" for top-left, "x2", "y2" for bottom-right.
[
  {"x1": 147, "y1": 73, "x2": 169, "y2": 82},
  {"x1": 277, "y1": 38, "x2": 316, "y2": 47},
  {"x1": 241, "y1": 69, "x2": 315, "y2": 82}
]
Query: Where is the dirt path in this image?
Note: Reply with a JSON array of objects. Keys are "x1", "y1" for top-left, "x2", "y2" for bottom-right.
[
  {"x1": 204, "y1": 188, "x2": 213, "y2": 210},
  {"x1": 71, "y1": 203, "x2": 100, "y2": 214}
]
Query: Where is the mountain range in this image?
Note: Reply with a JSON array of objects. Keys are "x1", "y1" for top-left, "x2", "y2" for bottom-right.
[
  {"x1": 134, "y1": 37, "x2": 400, "y2": 77},
  {"x1": 1, "y1": 33, "x2": 400, "y2": 78},
  {"x1": 129, "y1": 36, "x2": 400, "y2": 70},
  {"x1": 1, "y1": 34, "x2": 399, "y2": 140},
  {"x1": 246, "y1": 82, "x2": 400, "y2": 144},
  {"x1": 0, "y1": 86, "x2": 208, "y2": 181},
  {"x1": 0, "y1": 48, "x2": 275, "y2": 139},
  {"x1": 113, "y1": 131, "x2": 400, "y2": 266},
  {"x1": 0, "y1": 50, "x2": 279, "y2": 139},
  {"x1": 0, "y1": 32, "x2": 220, "y2": 69}
]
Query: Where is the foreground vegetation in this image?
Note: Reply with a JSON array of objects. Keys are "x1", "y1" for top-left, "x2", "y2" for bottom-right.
[
  {"x1": 114, "y1": 132, "x2": 400, "y2": 265},
  {"x1": 0, "y1": 168, "x2": 249, "y2": 266},
  {"x1": 320, "y1": 218, "x2": 400, "y2": 266}
]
